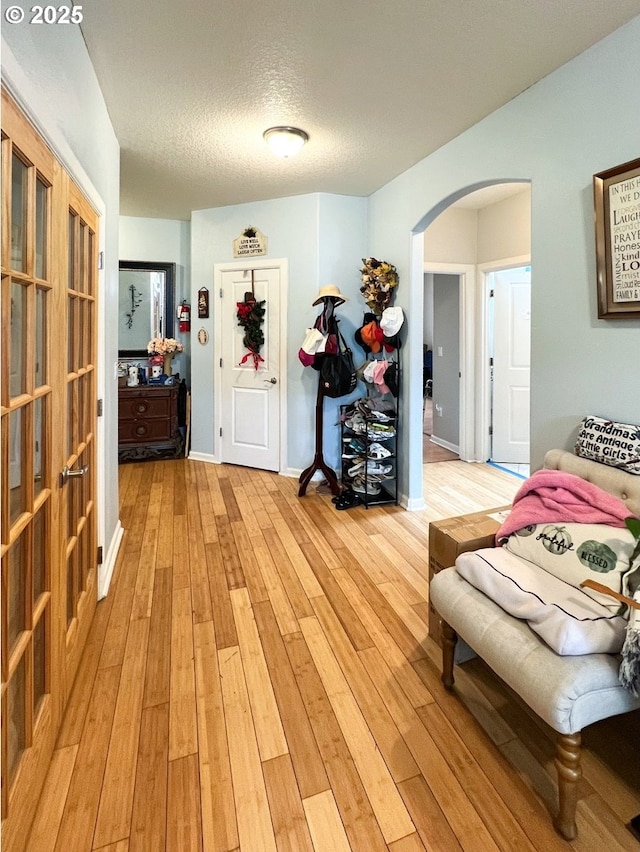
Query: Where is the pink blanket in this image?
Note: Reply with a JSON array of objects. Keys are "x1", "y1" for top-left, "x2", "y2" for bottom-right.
[{"x1": 496, "y1": 469, "x2": 631, "y2": 542}]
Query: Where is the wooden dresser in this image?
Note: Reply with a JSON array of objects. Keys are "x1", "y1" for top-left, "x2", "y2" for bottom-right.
[{"x1": 118, "y1": 384, "x2": 183, "y2": 461}]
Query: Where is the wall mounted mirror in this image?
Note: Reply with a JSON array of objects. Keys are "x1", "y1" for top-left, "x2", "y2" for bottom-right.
[{"x1": 118, "y1": 260, "x2": 176, "y2": 357}]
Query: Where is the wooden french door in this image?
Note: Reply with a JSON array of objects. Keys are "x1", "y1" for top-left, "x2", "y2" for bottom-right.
[{"x1": 1, "y1": 90, "x2": 99, "y2": 851}]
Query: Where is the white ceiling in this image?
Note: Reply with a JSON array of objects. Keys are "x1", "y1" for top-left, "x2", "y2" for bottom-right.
[{"x1": 80, "y1": 1, "x2": 640, "y2": 221}]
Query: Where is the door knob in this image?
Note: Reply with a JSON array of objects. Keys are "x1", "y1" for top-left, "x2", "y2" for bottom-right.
[
  {"x1": 60, "y1": 463, "x2": 89, "y2": 486},
  {"x1": 266, "y1": 377, "x2": 277, "y2": 385}
]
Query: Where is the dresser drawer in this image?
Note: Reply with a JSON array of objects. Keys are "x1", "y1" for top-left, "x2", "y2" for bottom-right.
[
  {"x1": 120, "y1": 395, "x2": 171, "y2": 420},
  {"x1": 119, "y1": 417, "x2": 175, "y2": 443}
]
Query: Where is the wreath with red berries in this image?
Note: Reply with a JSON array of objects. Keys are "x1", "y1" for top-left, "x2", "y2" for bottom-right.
[{"x1": 236, "y1": 292, "x2": 266, "y2": 369}]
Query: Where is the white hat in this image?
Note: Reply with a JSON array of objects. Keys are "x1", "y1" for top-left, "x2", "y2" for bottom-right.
[
  {"x1": 380, "y1": 306, "x2": 404, "y2": 336},
  {"x1": 312, "y1": 284, "x2": 348, "y2": 306}
]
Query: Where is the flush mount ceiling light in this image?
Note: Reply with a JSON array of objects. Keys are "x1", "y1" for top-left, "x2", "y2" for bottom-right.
[{"x1": 263, "y1": 126, "x2": 309, "y2": 158}]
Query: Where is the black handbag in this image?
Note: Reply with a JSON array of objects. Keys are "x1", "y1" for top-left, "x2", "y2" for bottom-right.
[{"x1": 320, "y1": 328, "x2": 357, "y2": 398}]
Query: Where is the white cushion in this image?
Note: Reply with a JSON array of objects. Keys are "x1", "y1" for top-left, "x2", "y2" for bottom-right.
[
  {"x1": 503, "y1": 522, "x2": 636, "y2": 610},
  {"x1": 455, "y1": 548, "x2": 627, "y2": 654}
]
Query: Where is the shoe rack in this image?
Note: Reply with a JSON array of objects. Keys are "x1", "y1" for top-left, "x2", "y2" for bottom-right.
[{"x1": 339, "y1": 401, "x2": 398, "y2": 507}]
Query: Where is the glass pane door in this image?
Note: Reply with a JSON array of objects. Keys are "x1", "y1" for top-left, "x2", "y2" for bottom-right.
[
  {"x1": 63, "y1": 182, "x2": 98, "y2": 690},
  {"x1": 1, "y1": 101, "x2": 54, "y2": 831},
  {"x1": 1, "y1": 88, "x2": 100, "y2": 852}
]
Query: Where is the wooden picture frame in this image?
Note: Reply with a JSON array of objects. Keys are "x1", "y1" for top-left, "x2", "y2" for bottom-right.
[
  {"x1": 198, "y1": 286, "x2": 209, "y2": 318},
  {"x1": 593, "y1": 157, "x2": 640, "y2": 319},
  {"x1": 118, "y1": 260, "x2": 176, "y2": 357}
]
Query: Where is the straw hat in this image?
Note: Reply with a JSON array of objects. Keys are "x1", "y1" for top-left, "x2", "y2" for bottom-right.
[{"x1": 312, "y1": 284, "x2": 348, "y2": 306}]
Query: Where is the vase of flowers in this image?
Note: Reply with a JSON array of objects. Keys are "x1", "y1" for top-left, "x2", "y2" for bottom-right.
[
  {"x1": 147, "y1": 337, "x2": 184, "y2": 376},
  {"x1": 359, "y1": 257, "x2": 399, "y2": 315}
]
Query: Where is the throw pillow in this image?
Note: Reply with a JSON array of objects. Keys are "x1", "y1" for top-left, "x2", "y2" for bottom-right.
[{"x1": 503, "y1": 522, "x2": 637, "y2": 610}]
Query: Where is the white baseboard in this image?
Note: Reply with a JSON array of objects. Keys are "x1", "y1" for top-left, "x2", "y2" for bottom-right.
[
  {"x1": 98, "y1": 521, "x2": 124, "y2": 600},
  {"x1": 401, "y1": 494, "x2": 426, "y2": 511},
  {"x1": 186, "y1": 458, "x2": 331, "y2": 480},
  {"x1": 282, "y1": 467, "x2": 329, "y2": 481},
  {"x1": 429, "y1": 435, "x2": 460, "y2": 454},
  {"x1": 188, "y1": 451, "x2": 220, "y2": 464}
]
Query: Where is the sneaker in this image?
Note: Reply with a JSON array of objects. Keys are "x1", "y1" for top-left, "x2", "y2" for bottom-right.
[
  {"x1": 342, "y1": 437, "x2": 366, "y2": 457},
  {"x1": 342, "y1": 449, "x2": 361, "y2": 459},
  {"x1": 365, "y1": 472, "x2": 393, "y2": 482},
  {"x1": 354, "y1": 399, "x2": 373, "y2": 417},
  {"x1": 367, "y1": 442, "x2": 392, "y2": 460},
  {"x1": 365, "y1": 462, "x2": 393, "y2": 476},
  {"x1": 352, "y1": 476, "x2": 381, "y2": 496},
  {"x1": 367, "y1": 422, "x2": 396, "y2": 438},
  {"x1": 347, "y1": 460, "x2": 367, "y2": 476},
  {"x1": 345, "y1": 414, "x2": 366, "y2": 433},
  {"x1": 367, "y1": 430, "x2": 395, "y2": 441},
  {"x1": 341, "y1": 405, "x2": 358, "y2": 421}
]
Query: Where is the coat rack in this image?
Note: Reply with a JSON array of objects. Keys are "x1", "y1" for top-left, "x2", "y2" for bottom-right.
[{"x1": 298, "y1": 296, "x2": 343, "y2": 497}]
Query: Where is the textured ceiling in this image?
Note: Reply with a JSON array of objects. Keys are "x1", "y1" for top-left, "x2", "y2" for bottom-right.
[{"x1": 80, "y1": 1, "x2": 640, "y2": 220}]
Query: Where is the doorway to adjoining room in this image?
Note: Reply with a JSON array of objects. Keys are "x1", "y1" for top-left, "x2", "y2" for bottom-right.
[
  {"x1": 423, "y1": 396, "x2": 459, "y2": 462},
  {"x1": 420, "y1": 182, "x2": 531, "y2": 476}
]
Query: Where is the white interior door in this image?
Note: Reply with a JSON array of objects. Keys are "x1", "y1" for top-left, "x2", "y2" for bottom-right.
[
  {"x1": 220, "y1": 265, "x2": 281, "y2": 471},
  {"x1": 491, "y1": 267, "x2": 531, "y2": 463}
]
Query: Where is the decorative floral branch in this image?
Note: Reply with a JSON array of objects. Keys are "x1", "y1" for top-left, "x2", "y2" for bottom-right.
[
  {"x1": 125, "y1": 284, "x2": 143, "y2": 329},
  {"x1": 359, "y1": 257, "x2": 399, "y2": 315}
]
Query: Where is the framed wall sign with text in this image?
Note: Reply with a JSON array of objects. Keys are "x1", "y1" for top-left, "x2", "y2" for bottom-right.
[{"x1": 593, "y1": 157, "x2": 640, "y2": 319}]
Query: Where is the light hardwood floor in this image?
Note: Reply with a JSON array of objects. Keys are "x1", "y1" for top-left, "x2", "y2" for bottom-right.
[
  {"x1": 422, "y1": 400, "x2": 459, "y2": 463},
  {"x1": 27, "y1": 459, "x2": 640, "y2": 851}
]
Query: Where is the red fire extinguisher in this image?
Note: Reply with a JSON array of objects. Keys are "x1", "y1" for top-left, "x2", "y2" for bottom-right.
[{"x1": 178, "y1": 300, "x2": 191, "y2": 333}]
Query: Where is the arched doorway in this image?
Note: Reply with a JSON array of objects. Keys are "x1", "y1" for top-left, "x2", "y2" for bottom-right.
[{"x1": 411, "y1": 180, "x2": 531, "y2": 503}]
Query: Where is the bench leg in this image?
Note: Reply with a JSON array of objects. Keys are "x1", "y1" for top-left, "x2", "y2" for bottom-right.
[
  {"x1": 553, "y1": 731, "x2": 581, "y2": 840},
  {"x1": 441, "y1": 619, "x2": 458, "y2": 689}
]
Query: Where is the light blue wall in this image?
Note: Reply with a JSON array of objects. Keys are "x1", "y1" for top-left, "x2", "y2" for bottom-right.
[
  {"x1": 2, "y1": 24, "x2": 121, "y2": 560},
  {"x1": 369, "y1": 16, "x2": 640, "y2": 502},
  {"x1": 119, "y1": 217, "x2": 191, "y2": 378},
  {"x1": 6, "y1": 14, "x2": 639, "y2": 513},
  {"x1": 190, "y1": 193, "x2": 367, "y2": 471}
]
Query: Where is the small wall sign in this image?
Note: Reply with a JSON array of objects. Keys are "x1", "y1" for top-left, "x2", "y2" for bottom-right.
[
  {"x1": 198, "y1": 287, "x2": 209, "y2": 318},
  {"x1": 233, "y1": 226, "x2": 268, "y2": 258},
  {"x1": 197, "y1": 328, "x2": 209, "y2": 345}
]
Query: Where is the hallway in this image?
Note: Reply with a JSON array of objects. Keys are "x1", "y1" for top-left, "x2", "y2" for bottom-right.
[
  {"x1": 26, "y1": 460, "x2": 640, "y2": 850},
  {"x1": 423, "y1": 398, "x2": 458, "y2": 464}
]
